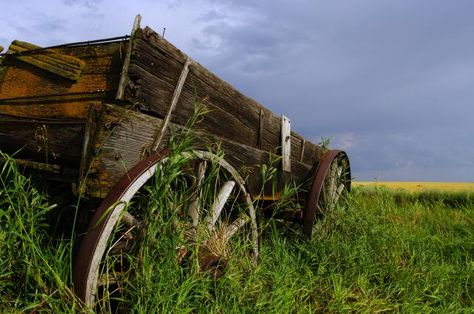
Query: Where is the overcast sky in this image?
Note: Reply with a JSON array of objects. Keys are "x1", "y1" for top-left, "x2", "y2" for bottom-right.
[{"x1": 1, "y1": 0, "x2": 473, "y2": 182}]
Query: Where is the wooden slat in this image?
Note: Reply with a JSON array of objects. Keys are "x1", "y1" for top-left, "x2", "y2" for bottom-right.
[
  {"x1": 0, "y1": 101, "x2": 100, "y2": 119},
  {"x1": 116, "y1": 14, "x2": 141, "y2": 99},
  {"x1": 7, "y1": 40, "x2": 85, "y2": 81},
  {"x1": 0, "y1": 115, "x2": 85, "y2": 169},
  {"x1": 150, "y1": 57, "x2": 192, "y2": 152},
  {"x1": 83, "y1": 104, "x2": 314, "y2": 199},
  {"x1": 0, "y1": 42, "x2": 124, "y2": 103},
  {"x1": 123, "y1": 27, "x2": 322, "y2": 168},
  {"x1": 281, "y1": 116, "x2": 291, "y2": 172}
]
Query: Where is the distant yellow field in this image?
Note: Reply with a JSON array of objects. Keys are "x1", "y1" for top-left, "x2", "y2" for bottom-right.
[{"x1": 353, "y1": 181, "x2": 474, "y2": 192}]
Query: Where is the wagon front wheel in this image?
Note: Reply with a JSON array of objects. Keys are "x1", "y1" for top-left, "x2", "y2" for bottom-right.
[
  {"x1": 74, "y1": 150, "x2": 258, "y2": 309},
  {"x1": 302, "y1": 150, "x2": 351, "y2": 239}
]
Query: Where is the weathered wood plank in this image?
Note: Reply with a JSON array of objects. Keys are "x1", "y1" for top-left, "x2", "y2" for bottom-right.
[
  {"x1": 116, "y1": 15, "x2": 141, "y2": 99},
  {"x1": 0, "y1": 101, "x2": 101, "y2": 119},
  {"x1": 0, "y1": 115, "x2": 85, "y2": 168},
  {"x1": 83, "y1": 104, "x2": 314, "y2": 199},
  {"x1": 127, "y1": 61, "x2": 258, "y2": 146},
  {"x1": 124, "y1": 27, "x2": 322, "y2": 169},
  {"x1": 7, "y1": 40, "x2": 85, "y2": 81},
  {"x1": 127, "y1": 34, "x2": 260, "y2": 147},
  {"x1": 0, "y1": 42, "x2": 125, "y2": 102},
  {"x1": 281, "y1": 116, "x2": 291, "y2": 172},
  {"x1": 150, "y1": 57, "x2": 192, "y2": 152}
]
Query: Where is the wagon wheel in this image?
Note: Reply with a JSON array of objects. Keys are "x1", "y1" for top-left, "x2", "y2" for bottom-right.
[
  {"x1": 74, "y1": 149, "x2": 258, "y2": 309},
  {"x1": 302, "y1": 150, "x2": 351, "y2": 239}
]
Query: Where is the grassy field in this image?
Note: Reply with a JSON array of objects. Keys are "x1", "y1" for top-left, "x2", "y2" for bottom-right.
[
  {"x1": 354, "y1": 181, "x2": 474, "y2": 193},
  {"x1": 1, "y1": 153, "x2": 473, "y2": 312}
]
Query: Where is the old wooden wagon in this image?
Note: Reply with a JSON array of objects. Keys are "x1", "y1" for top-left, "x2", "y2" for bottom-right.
[{"x1": 0, "y1": 16, "x2": 350, "y2": 308}]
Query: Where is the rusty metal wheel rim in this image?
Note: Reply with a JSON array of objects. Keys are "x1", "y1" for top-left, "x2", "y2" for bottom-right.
[
  {"x1": 74, "y1": 149, "x2": 258, "y2": 307},
  {"x1": 302, "y1": 150, "x2": 351, "y2": 238}
]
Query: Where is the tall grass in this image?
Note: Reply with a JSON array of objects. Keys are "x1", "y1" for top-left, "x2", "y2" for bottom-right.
[
  {"x1": 0, "y1": 153, "x2": 81, "y2": 312},
  {"x1": 115, "y1": 183, "x2": 474, "y2": 312},
  {"x1": 0, "y1": 153, "x2": 473, "y2": 312}
]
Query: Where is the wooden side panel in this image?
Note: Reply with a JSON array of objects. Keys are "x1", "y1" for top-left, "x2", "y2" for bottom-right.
[
  {"x1": 0, "y1": 41, "x2": 126, "y2": 176},
  {"x1": 122, "y1": 27, "x2": 322, "y2": 168},
  {"x1": 0, "y1": 115, "x2": 85, "y2": 170},
  {"x1": 83, "y1": 104, "x2": 314, "y2": 199}
]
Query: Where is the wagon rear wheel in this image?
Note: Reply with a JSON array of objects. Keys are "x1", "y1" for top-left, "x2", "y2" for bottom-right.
[
  {"x1": 302, "y1": 150, "x2": 351, "y2": 239},
  {"x1": 74, "y1": 150, "x2": 258, "y2": 310}
]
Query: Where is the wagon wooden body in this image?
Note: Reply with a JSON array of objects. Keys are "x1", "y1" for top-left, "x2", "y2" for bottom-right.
[{"x1": 0, "y1": 17, "x2": 350, "y2": 308}]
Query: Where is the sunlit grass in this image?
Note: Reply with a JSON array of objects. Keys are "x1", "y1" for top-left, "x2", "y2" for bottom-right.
[{"x1": 1, "y1": 149, "x2": 473, "y2": 312}]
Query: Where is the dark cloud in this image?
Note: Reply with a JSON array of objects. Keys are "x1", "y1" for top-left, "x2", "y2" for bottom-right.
[
  {"x1": 189, "y1": 0, "x2": 474, "y2": 181},
  {"x1": 1, "y1": 0, "x2": 473, "y2": 181}
]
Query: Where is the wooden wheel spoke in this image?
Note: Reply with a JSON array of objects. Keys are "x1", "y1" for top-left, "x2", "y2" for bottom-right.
[
  {"x1": 97, "y1": 273, "x2": 122, "y2": 287},
  {"x1": 189, "y1": 160, "x2": 207, "y2": 227},
  {"x1": 320, "y1": 180, "x2": 328, "y2": 206},
  {"x1": 222, "y1": 215, "x2": 250, "y2": 241},
  {"x1": 329, "y1": 164, "x2": 338, "y2": 204},
  {"x1": 75, "y1": 150, "x2": 259, "y2": 308},
  {"x1": 205, "y1": 180, "x2": 235, "y2": 232},
  {"x1": 333, "y1": 183, "x2": 346, "y2": 205},
  {"x1": 122, "y1": 211, "x2": 139, "y2": 228},
  {"x1": 108, "y1": 225, "x2": 137, "y2": 255}
]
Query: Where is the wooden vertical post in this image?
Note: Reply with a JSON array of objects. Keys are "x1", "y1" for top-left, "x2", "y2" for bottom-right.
[
  {"x1": 116, "y1": 14, "x2": 141, "y2": 100},
  {"x1": 281, "y1": 115, "x2": 291, "y2": 172},
  {"x1": 300, "y1": 138, "x2": 306, "y2": 163}
]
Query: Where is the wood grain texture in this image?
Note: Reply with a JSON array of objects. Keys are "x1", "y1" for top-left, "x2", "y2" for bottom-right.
[
  {"x1": 0, "y1": 115, "x2": 85, "y2": 169},
  {"x1": 0, "y1": 101, "x2": 100, "y2": 119},
  {"x1": 83, "y1": 104, "x2": 314, "y2": 199},
  {"x1": 281, "y1": 116, "x2": 291, "y2": 172},
  {"x1": 122, "y1": 27, "x2": 323, "y2": 168},
  {"x1": 7, "y1": 40, "x2": 85, "y2": 81},
  {"x1": 116, "y1": 15, "x2": 141, "y2": 99},
  {"x1": 0, "y1": 41, "x2": 125, "y2": 103},
  {"x1": 0, "y1": 41, "x2": 126, "y2": 175}
]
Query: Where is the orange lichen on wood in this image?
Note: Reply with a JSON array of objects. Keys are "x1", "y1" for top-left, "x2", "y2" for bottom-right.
[
  {"x1": 0, "y1": 42, "x2": 124, "y2": 102},
  {"x1": 7, "y1": 40, "x2": 86, "y2": 81},
  {"x1": 0, "y1": 63, "x2": 118, "y2": 100},
  {"x1": 0, "y1": 102, "x2": 99, "y2": 119}
]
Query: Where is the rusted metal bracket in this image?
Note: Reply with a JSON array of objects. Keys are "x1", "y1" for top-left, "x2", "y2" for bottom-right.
[
  {"x1": 148, "y1": 57, "x2": 193, "y2": 153},
  {"x1": 281, "y1": 115, "x2": 291, "y2": 172}
]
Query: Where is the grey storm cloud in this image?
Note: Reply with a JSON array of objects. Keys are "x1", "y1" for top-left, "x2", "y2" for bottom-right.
[
  {"x1": 0, "y1": 0, "x2": 473, "y2": 181},
  {"x1": 187, "y1": 0, "x2": 474, "y2": 181}
]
